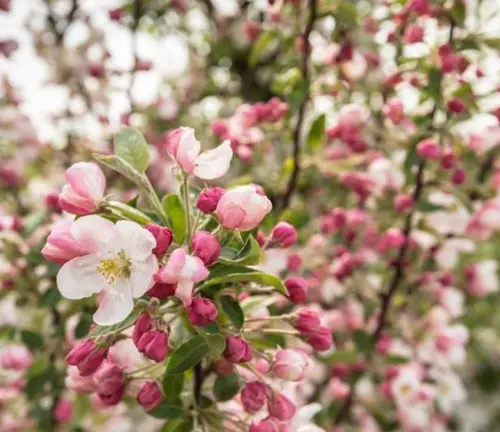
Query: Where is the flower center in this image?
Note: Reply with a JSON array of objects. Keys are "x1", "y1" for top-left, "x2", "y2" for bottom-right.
[{"x1": 97, "y1": 250, "x2": 131, "y2": 283}]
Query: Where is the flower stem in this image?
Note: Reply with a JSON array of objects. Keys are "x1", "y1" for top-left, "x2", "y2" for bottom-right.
[{"x1": 183, "y1": 174, "x2": 192, "y2": 248}]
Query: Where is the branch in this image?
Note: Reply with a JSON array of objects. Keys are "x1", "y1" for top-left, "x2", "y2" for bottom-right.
[
  {"x1": 280, "y1": 0, "x2": 318, "y2": 212},
  {"x1": 193, "y1": 363, "x2": 203, "y2": 406}
]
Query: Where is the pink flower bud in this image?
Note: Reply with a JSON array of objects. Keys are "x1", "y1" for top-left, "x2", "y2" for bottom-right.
[
  {"x1": 66, "y1": 340, "x2": 107, "y2": 377},
  {"x1": 214, "y1": 359, "x2": 235, "y2": 375},
  {"x1": 94, "y1": 363, "x2": 126, "y2": 406},
  {"x1": 0, "y1": 0, "x2": 11, "y2": 12},
  {"x1": 394, "y1": 193, "x2": 413, "y2": 212},
  {"x1": 244, "y1": 22, "x2": 261, "y2": 41},
  {"x1": 223, "y1": 336, "x2": 253, "y2": 363},
  {"x1": 0, "y1": 345, "x2": 33, "y2": 371},
  {"x1": 147, "y1": 281, "x2": 177, "y2": 299},
  {"x1": 191, "y1": 231, "x2": 221, "y2": 266},
  {"x1": 377, "y1": 228, "x2": 406, "y2": 252},
  {"x1": 440, "y1": 148, "x2": 456, "y2": 169},
  {"x1": 216, "y1": 185, "x2": 272, "y2": 231},
  {"x1": 295, "y1": 309, "x2": 321, "y2": 333},
  {"x1": 197, "y1": 187, "x2": 225, "y2": 213},
  {"x1": 452, "y1": 168, "x2": 466, "y2": 185},
  {"x1": 249, "y1": 418, "x2": 280, "y2": 432},
  {"x1": 304, "y1": 327, "x2": 333, "y2": 352},
  {"x1": 271, "y1": 349, "x2": 309, "y2": 381},
  {"x1": 287, "y1": 254, "x2": 303, "y2": 272},
  {"x1": 137, "y1": 331, "x2": 169, "y2": 362},
  {"x1": 403, "y1": 24, "x2": 424, "y2": 44},
  {"x1": 41, "y1": 221, "x2": 87, "y2": 264},
  {"x1": 284, "y1": 277, "x2": 308, "y2": 304},
  {"x1": 241, "y1": 381, "x2": 269, "y2": 412},
  {"x1": 328, "y1": 377, "x2": 350, "y2": 400},
  {"x1": 187, "y1": 296, "x2": 219, "y2": 326},
  {"x1": 383, "y1": 99, "x2": 405, "y2": 124},
  {"x1": 59, "y1": 162, "x2": 106, "y2": 215},
  {"x1": 137, "y1": 381, "x2": 163, "y2": 411},
  {"x1": 53, "y1": 399, "x2": 73, "y2": 423},
  {"x1": 268, "y1": 393, "x2": 296, "y2": 421},
  {"x1": 145, "y1": 224, "x2": 173, "y2": 257},
  {"x1": 270, "y1": 222, "x2": 298, "y2": 248},
  {"x1": 416, "y1": 139, "x2": 441, "y2": 161},
  {"x1": 108, "y1": 8, "x2": 123, "y2": 20},
  {"x1": 447, "y1": 97, "x2": 466, "y2": 114},
  {"x1": 45, "y1": 191, "x2": 62, "y2": 213},
  {"x1": 132, "y1": 312, "x2": 153, "y2": 347}
]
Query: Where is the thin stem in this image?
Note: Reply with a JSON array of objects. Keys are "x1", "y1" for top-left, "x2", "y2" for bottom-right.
[{"x1": 183, "y1": 175, "x2": 192, "y2": 248}]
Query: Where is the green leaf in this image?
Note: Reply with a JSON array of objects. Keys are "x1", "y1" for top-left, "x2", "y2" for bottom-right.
[
  {"x1": 104, "y1": 201, "x2": 154, "y2": 225},
  {"x1": 335, "y1": 2, "x2": 358, "y2": 27},
  {"x1": 25, "y1": 356, "x2": 49, "y2": 379},
  {"x1": 167, "y1": 335, "x2": 209, "y2": 374},
  {"x1": 148, "y1": 399, "x2": 183, "y2": 419},
  {"x1": 423, "y1": 68, "x2": 442, "y2": 100},
  {"x1": 451, "y1": 1, "x2": 466, "y2": 26},
  {"x1": 306, "y1": 114, "x2": 326, "y2": 152},
  {"x1": 219, "y1": 296, "x2": 245, "y2": 329},
  {"x1": 249, "y1": 30, "x2": 277, "y2": 67},
  {"x1": 353, "y1": 330, "x2": 372, "y2": 354},
  {"x1": 386, "y1": 354, "x2": 410, "y2": 365},
  {"x1": 198, "y1": 330, "x2": 226, "y2": 359},
  {"x1": 483, "y1": 38, "x2": 500, "y2": 50},
  {"x1": 114, "y1": 127, "x2": 150, "y2": 172},
  {"x1": 201, "y1": 264, "x2": 288, "y2": 295},
  {"x1": 162, "y1": 419, "x2": 193, "y2": 432},
  {"x1": 162, "y1": 194, "x2": 186, "y2": 244},
  {"x1": 219, "y1": 235, "x2": 262, "y2": 266},
  {"x1": 416, "y1": 201, "x2": 446, "y2": 213},
  {"x1": 162, "y1": 373, "x2": 184, "y2": 401},
  {"x1": 322, "y1": 349, "x2": 358, "y2": 364},
  {"x1": 89, "y1": 308, "x2": 142, "y2": 338},
  {"x1": 94, "y1": 154, "x2": 149, "y2": 189},
  {"x1": 75, "y1": 313, "x2": 93, "y2": 339},
  {"x1": 39, "y1": 287, "x2": 61, "y2": 308},
  {"x1": 21, "y1": 330, "x2": 44, "y2": 350},
  {"x1": 213, "y1": 372, "x2": 240, "y2": 401}
]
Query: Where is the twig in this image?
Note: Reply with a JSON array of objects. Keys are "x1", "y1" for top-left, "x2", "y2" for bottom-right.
[{"x1": 280, "y1": 0, "x2": 318, "y2": 212}]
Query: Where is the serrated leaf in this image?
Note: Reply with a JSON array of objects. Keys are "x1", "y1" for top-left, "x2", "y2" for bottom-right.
[
  {"x1": 306, "y1": 114, "x2": 326, "y2": 152},
  {"x1": 88, "y1": 308, "x2": 142, "y2": 338},
  {"x1": 162, "y1": 373, "x2": 184, "y2": 401},
  {"x1": 219, "y1": 235, "x2": 262, "y2": 266},
  {"x1": 94, "y1": 154, "x2": 149, "y2": 189},
  {"x1": 114, "y1": 127, "x2": 150, "y2": 172},
  {"x1": 148, "y1": 399, "x2": 183, "y2": 419},
  {"x1": 213, "y1": 372, "x2": 240, "y2": 401},
  {"x1": 201, "y1": 264, "x2": 287, "y2": 295},
  {"x1": 219, "y1": 296, "x2": 244, "y2": 329},
  {"x1": 167, "y1": 335, "x2": 209, "y2": 374},
  {"x1": 162, "y1": 194, "x2": 186, "y2": 244}
]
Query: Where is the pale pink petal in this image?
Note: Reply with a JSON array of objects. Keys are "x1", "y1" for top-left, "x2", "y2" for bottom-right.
[
  {"x1": 129, "y1": 255, "x2": 158, "y2": 297},
  {"x1": 194, "y1": 140, "x2": 233, "y2": 180},
  {"x1": 70, "y1": 215, "x2": 118, "y2": 254},
  {"x1": 65, "y1": 162, "x2": 106, "y2": 202},
  {"x1": 192, "y1": 257, "x2": 209, "y2": 282},
  {"x1": 115, "y1": 221, "x2": 156, "y2": 260},
  {"x1": 176, "y1": 128, "x2": 200, "y2": 173},
  {"x1": 175, "y1": 279, "x2": 194, "y2": 307},
  {"x1": 59, "y1": 185, "x2": 97, "y2": 215},
  {"x1": 57, "y1": 255, "x2": 105, "y2": 300},
  {"x1": 157, "y1": 248, "x2": 186, "y2": 283},
  {"x1": 218, "y1": 202, "x2": 246, "y2": 230},
  {"x1": 93, "y1": 282, "x2": 134, "y2": 326}
]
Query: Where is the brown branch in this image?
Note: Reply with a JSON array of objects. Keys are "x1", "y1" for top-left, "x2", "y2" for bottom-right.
[{"x1": 280, "y1": 0, "x2": 318, "y2": 212}]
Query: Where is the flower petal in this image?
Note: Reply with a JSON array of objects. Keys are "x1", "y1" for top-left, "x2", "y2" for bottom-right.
[
  {"x1": 115, "y1": 221, "x2": 156, "y2": 260},
  {"x1": 59, "y1": 185, "x2": 97, "y2": 215},
  {"x1": 130, "y1": 255, "x2": 158, "y2": 298},
  {"x1": 65, "y1": 162, "x2": 106, "y2": 202},
  {"x1": 57, "y1": 255, "x2": 105, "y2": 300},
  {"x1": 93, "y1": 282, "x2": 134, "y2": 326},
  {"x1": 157, "y1": 248, "x2": 186, "y2": 283},
  {"x1": 175, "y1": 279, "x2": 194, "y2": 307},
  {"x1": 176, "y1": 128, "x2": 200, "y2": 173},
  {"x1": 70, "y1": 215, "x2": 118, "y2": 254},
  {"x1": 194, "y1": 140, "x2": 233, "y2": 180}
]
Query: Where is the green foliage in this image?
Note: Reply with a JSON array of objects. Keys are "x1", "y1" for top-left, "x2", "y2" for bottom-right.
[
  {"x1": 167, "y1": 335, "x2": 209, "y2": 373},
  {"x1": 113, "y1": 127, "x2": 150, "y2": 172},
  {"x1": 162, "y1": 194, "x2": 186, "y2": 244},
  {"x1": 213, "y1": 372, "x2": 241, "y2": 401}
]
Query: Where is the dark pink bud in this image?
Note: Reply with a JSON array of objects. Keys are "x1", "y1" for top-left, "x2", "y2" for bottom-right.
[
  {"x1": 108, "y1": 8, "x2": 123, "y2": 20},
  {"x1": 147, "y1": 281, "x2": 177, "y2": 299},
  {"x1": 213, "y1": 359, "x2": 235, "y2": 376},
  {"x1": 249, "y1": 418, "x2": 280, "y2": 432},
  {"x1": 270, "y1": 222, "x2": 297, "y2": 248},
  {"x1": 187, "y1": 296, "x2": 219, "y2": 326},
  {"x1": 191, "y1": 231, "x2": 221, "y2": 266},
  {"x1": 145, "y1": 224, "x2": 173, "y2": 257},
  {"x1": 53, "y1": 399, "x2": 73, "y2": 424},
  {"x1": 241, "y1": 381, "x2": 270, "y2": 413},
  {"x1": 287, "y1": 254, "x2": 303, "y2": 272},
  {"x1": 138, "y1": 331, "x2": 169, "y2": 362},
  {"x1": 447, "y1": 97, "x2": 466, "y2": 114},
  {"x1": 257, "y1": 231, "x2": 267, "y2": 246},
  {"x1": 95, "y1": 364, "x2": 126, "y2": 406},
  {"x1": 404, "y1": 24, "x2": 424, "y2": 44},
  {"x1": 417, "y1": 139, "x2": 441, "y2": 161},
  {"x1": 332, "y1": 208, "x2": 346, "y2": 228},
  {"x1": 268, "y1": 393, "x2": 296, "y2": 421},
  {"x1": 137, "y1": 381, "x2": 163, "y2": 411},
  {"x1": 304, "y1": 327, "x2": 333, "y2": 351},
  {"x1": 224, "y1": 336, "x2": 253, "y2": 363},
  {"x1": 196, "y1": 187, "x2": 225, "y2": 213},
  {"x1": 440, "y1": 149, "x2": 456, "y2": 169},
  {"x1": 0, "y1": 0, "x2": 11, "y2": 12},
  {"x1": 295, "y1": 309, "x2": 321, "y2": 333},
  {"x1": 394, "y1": 193, "x2": 413, "y2": 212},
  {"x1": 284, "y1": 277, "x2": 308, "y2": 304},
  {"x1": 45, "y1": 192, "x2": 62, "y2": 213},
  {"x1": 452, "y1": 168, "x2": 466, "y2": 185},
  {"x1": 132, "y1": 313, "x2": 153, "y2": 347},
  {"x1": 65, "y1": 340, "x2": 107, "y2": 377}
]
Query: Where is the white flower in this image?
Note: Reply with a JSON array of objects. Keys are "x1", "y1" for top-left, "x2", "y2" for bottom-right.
[
  {"x1": 56, "y1": 216, "x2": 158, "y2": 325},
  {"x1": 391, "y1": 366, "x2": 421, "y2": 406}
]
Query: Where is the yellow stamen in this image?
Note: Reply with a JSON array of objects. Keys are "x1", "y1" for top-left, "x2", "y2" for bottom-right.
[{"x1": 97, "y1": 250, "x2": 131, "y2": 283}]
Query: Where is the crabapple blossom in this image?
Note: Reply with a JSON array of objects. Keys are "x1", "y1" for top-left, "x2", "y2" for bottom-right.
[{"x1": 271, "y1": 349, "x2": 309, "y2": 381}]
